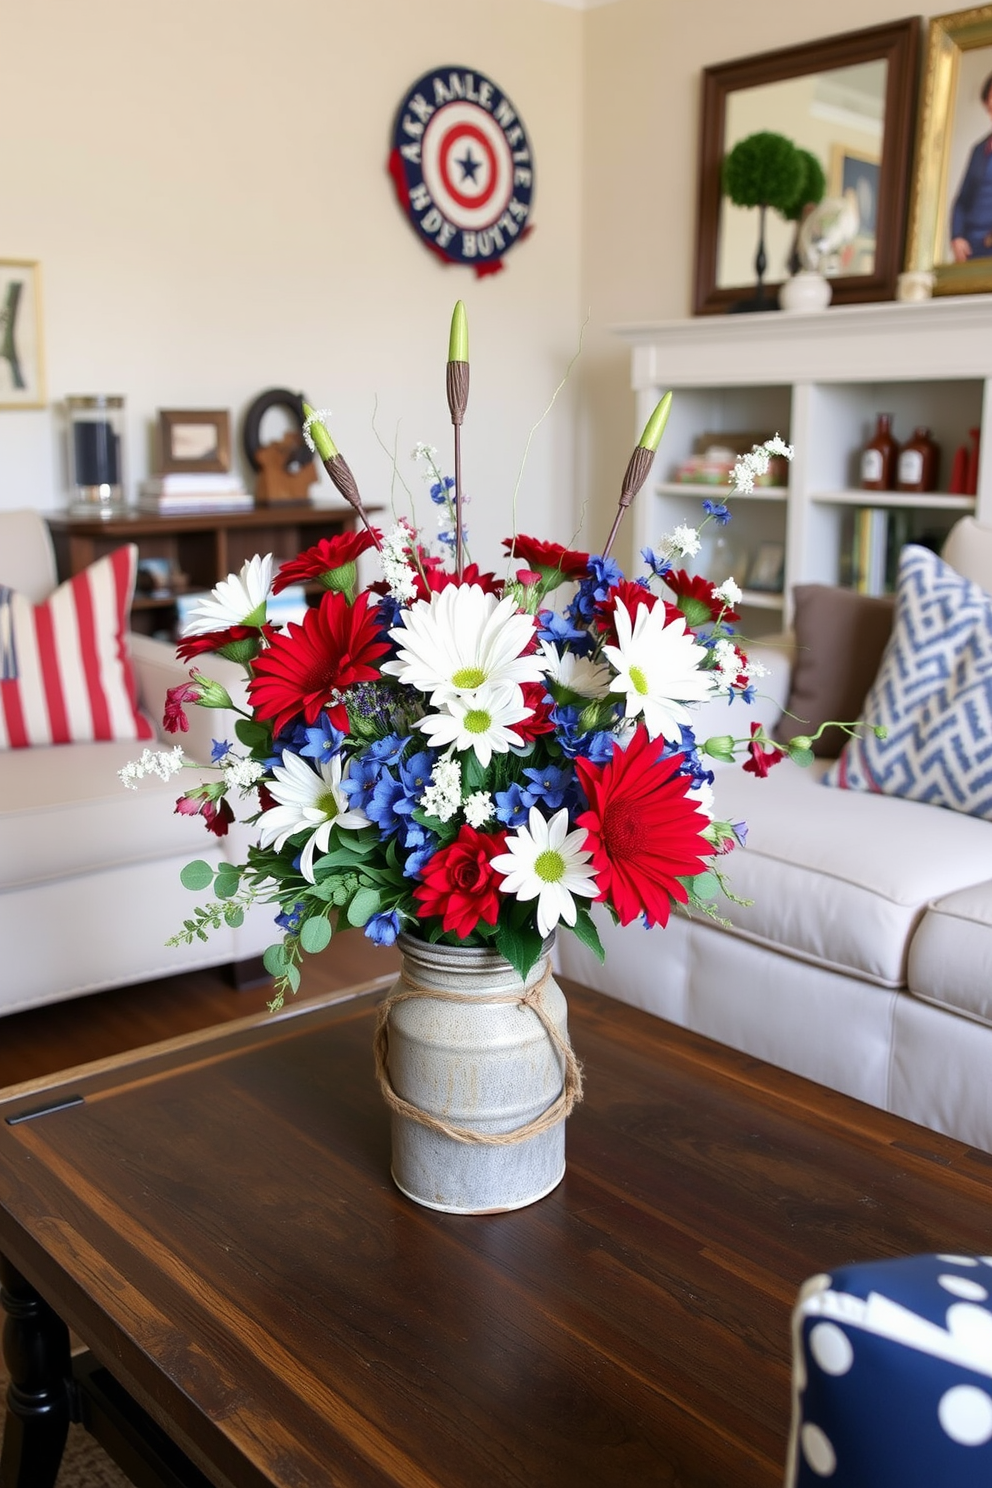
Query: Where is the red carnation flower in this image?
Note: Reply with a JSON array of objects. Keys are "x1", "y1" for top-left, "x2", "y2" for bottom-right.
[
  {"x1": 174, "y1": 793, "x2": 235, "y2": 838},
  {"x1": 272, "y1": 529, "x2": 381, "y2": 594},
  {"x1": 247, "y1": 590, "x2": 390, "y2": 737},
  {"x1": 575, "y1": 726, "x2": 711, "y2": 928},
  {"x1": 175, "y1": 625, "x2": 266, "y2": 664},
  {"x1": 502, "y1": 535, "x2": 589, "y2": 581},
  {"x1": 412, "y1": 559, "x2": 503, "y2": 600},
  {"x1": 412, "y1": 826, "x2": 508, "y2": 939},
  {"x1": 514, "y1": 680, "x2": 556, "y2": 741},
  {"x1": 163, "y1": 680, "x2": 201, "y2": 734},
  {"x1": 742, "y1": 722, "x2": 786, "y2": 778},
  {"x1": 594, "y1": 581, "x2": 678, "y2": 643},
  {"x1": 664, "y1": 569, "x2": 740, "y2": 625}
]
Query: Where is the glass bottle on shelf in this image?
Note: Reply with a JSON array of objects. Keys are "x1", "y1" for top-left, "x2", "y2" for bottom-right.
[
  {"x1": 897, "y1": 427, "x2": 940, "y2": 493},
  {"x1": 860, "y1": 413, "x2": 897, "y2": 491},
  {"x1": 65, "y1": 395, "x2": 127, "y2": 518}
]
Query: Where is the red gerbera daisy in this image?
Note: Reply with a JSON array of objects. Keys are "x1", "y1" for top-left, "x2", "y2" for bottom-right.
[
  {"x1": 501, "y1": 535, "x2": 590, "y2": 582},
  {"x1": 412, "y1": 826, "x2": 507, "y2": 939},
  {"x1": 272, "y1": 529, "x2": 381, "y2": 594},
  {"x1": 247, "y1": 590, "x2": 390, "y2": 737},
  {"x1": 664, "y1": 569, "x2": 740, "y2": 625},
  {"x1": 575, "y1": 725, "x2": 711, "y2": 928}
]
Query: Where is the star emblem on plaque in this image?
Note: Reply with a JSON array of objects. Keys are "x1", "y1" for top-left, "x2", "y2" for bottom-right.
[{"x1": 388, "y1": 65, "x2": 535, "y2": 277}]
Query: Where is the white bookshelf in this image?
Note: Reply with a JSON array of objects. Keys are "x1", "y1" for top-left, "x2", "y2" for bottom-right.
[{"x1": 616, "y1": 297, "x2": 992, "y2": 634}]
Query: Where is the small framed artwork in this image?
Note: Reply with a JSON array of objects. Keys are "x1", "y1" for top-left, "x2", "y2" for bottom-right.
[
  {"x1": 0, "y1": 259, "x2": 45, "y2": 409},
  {"x1": 747, "y1": 541, "x2": 785, "y2": 593},
  {"x1": 905, "y1": 5, "x2": 992, "y2": 295},
  {"x1": 158, "y1": 409, "x2": 231, "y2": 473}
]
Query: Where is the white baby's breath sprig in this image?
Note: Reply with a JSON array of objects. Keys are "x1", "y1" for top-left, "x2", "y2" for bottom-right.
[
  {"x1": 714, "y1": 577, "x2": 743, "y2": 607},
  {"x1": 380, "y1": 524, "x2": 419, "y2": 604},
  {"x1": 301, "y1": 408, "x2": 334, "y2": 455},
  {"x1": 420, "y1": 756, "x2": 462, "y2": 822},
  {"x1": 463, "y1": 790, "x2": 495, "y2": 828},
  {"x1": 730, "y1": 436, "x2": 794, "y2": 496},
  {"x1": 660, "y1": 524, "x2": 702, "y2": 560},
  {"x1": 224, "y1": 757, "x2": 266, "y2": 794},
  {"x1": 119, "y1": 747, "x2": 185, "y2": 790}
]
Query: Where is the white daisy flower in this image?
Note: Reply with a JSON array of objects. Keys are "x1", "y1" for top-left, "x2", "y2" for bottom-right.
[
  {"x1": 491, "y1": 807, "x2": 598, "y2": 939},
  {"x1": 381, "y1": 584, "x2": 545, "y2": 704},
  {"x1": 463, "y1": 790, "x2": 494, "y2": 828},
  {"x1": 604, "y1": 599, "x2": 715, "y2": 742},
  {"x1": 256, "y1": 750, "x2": 367, "y2": 883},
  {"x1": 538, "y1": 641, "x2": 611, "y2": 699},
  {"x1": 416, "y1": 683, "x2": 531, "y2": 767},
  {"x1": 181, "y1": 554, "x2": 275, "y2": 636}
]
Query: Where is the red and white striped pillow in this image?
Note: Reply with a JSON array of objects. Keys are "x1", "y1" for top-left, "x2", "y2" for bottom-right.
[{"x1": 0, "y1": 544, "x2": 155, "y2": 749}]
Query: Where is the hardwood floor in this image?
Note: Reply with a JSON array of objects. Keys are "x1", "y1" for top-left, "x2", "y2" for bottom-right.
[{"x1": 0, "y1": 931, "x2": 400, "y2": 1090}]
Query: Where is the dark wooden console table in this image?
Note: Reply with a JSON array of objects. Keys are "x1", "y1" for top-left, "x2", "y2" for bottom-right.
[
  {"x1": 45, "y1": 504, "x2": 380, "y2": 636},
  {"x1": 3, "y1": 979, "x2": 992, "y2": 1488}
]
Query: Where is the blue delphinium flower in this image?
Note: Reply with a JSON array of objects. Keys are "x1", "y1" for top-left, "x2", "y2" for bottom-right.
[
  {"x1": 265, "y1": 721, "x2": 310, "y2": 769},
  {"x1": 732, "y1": 820, "x2": 748, "y2": 847},
  {"x1": 365, "y1": 910, "x2": 401, "y2": 946},
  {"x1": 494, "y1": 782, "x2": 529, "y2": 828},
  {"x1": 210, "y1": 738, "x2": 232, "y2": 764},
  {"x1": 275, "y1": 902, "x2": 305, "y2": 932},
  {"x1": 536, "y1": 608, "x2": 589, "y2": 650},
  {"x1": 702, "y1": 499, "x2": 731, "y2": 525},
  {"x1": 568, "y1": 553, "x2": 623, "y2": 624},
  {"x1": 641, "y1": 546, "x2": 672, "y2": 579},
  {"x1": 300, "y1": 715, "x2": 345, "y2": 765},
  {"x1": 520, "y1": 763, "x2": 572, "y2": 811},
  {"x1": 404, "y1": 840, "x2": 437, "y2": 879},
  {"x1": 366, "y1": 733, "x2": 410, "y2": 766},
  {"x1": 429, "y1": 476, "x2": 455, "y2": 505}
]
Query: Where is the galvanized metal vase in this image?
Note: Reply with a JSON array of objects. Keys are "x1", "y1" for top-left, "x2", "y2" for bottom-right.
[{"x1": 373, "y1": 933, "x2": 581, "y2": 1214}]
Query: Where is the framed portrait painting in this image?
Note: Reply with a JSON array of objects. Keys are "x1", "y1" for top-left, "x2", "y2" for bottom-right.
[
  {"x1": 0, "y1": 260, "x2": 44, "y2": 409},
  {"x1": 906, "y1": 5, "x2": 992, "y2": 294}
]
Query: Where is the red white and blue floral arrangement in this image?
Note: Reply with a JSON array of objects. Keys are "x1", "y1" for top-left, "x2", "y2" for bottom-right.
[{"x1": 122, "y1": 304, "x2": 840, "y2": 1009}]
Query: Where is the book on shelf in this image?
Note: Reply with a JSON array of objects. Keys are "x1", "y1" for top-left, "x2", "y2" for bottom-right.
[
  {"x1": 136, "y1": 483, "x2": 253, "y2": 514},
  {"x1": 141, "y1": 472, "x2": 245, "y2": 495},
  {"x1": 849, "y1": 507, "x2": 915, "y2": 596}
]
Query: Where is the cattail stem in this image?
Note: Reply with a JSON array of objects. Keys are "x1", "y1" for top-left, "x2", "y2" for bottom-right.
[
  {"x1": 322, "y1": 453, "x2": 382, "y2": 551},
  {"x1": 601, "y1": 446, "x2": 656, "y2": 561},
  {"x1": 446, "y1": 360, "x2": 470, "y2": 579}
]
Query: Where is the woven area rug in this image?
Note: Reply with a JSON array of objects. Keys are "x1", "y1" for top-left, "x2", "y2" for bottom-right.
[{"x1": 0, "y1": 1361, "x2": 134, "y2": 1488}]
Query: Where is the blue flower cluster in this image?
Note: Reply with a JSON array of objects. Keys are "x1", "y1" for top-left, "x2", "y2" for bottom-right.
[{"x1": 338, "y1": 733, "x2": 439, "y2": 881}]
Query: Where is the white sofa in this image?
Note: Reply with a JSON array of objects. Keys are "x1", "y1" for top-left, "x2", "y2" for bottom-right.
[
  {"x1": 560, "y1": 517, "x2": 992, "y2": 1154},
  {"x1": 0, "y1": 509, "x2": 275, "y2": 1018}
]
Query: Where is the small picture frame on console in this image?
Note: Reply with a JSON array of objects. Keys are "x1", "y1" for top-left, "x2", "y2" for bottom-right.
[{"x1": 158, "y1": 409, "x2": 232, "y2": 473}]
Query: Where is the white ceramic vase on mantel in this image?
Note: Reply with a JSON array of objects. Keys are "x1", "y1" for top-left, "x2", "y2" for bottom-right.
[
  {"x1": 778, "y1": 269, "x2": 832, "y2": 313},
  {"x1": 374, "y1": 934, "x2": 578, "y2": 1214}
]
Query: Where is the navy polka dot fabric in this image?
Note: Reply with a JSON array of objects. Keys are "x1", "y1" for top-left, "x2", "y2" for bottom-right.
[{"x1": 787, "y1": 1254, "x2": 992, "y2": 1485}]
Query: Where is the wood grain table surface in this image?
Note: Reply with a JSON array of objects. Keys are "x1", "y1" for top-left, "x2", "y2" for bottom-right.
[{"x1": 2, "y1": 976, "x2": 992, "y2": 1488}]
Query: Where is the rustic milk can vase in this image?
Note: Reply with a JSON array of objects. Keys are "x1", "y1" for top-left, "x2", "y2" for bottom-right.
[{"x1": 373, "y1": 934, "x2": 582, "y2": 1213}]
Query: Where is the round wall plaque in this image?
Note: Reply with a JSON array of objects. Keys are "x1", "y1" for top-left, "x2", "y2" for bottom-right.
[{"x1": 387, "y1": 64, "x2": 535, "y2": 277}]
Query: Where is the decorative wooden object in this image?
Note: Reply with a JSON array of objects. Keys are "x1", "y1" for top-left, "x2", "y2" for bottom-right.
[{"x1": 253, "y1": 431, "x2": 317, "y2": 505}]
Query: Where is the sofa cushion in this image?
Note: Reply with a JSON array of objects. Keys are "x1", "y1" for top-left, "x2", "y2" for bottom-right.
[
  {"x1": 0, "y1": 739, "x2": 210, "y2": 889},
  {"x1": 908, "y1": 880, "x2": 992, "y2": 1026},
  {"x1": 776, "y1": 585, "x2": 894, "y2": 758},
  {"x1": 823, "y1": 545, "x2": 992, "y2": 821},
  {"x1": 0, "y1": 545, "x2": 155, "y2": 749},
  {"x1": 710, "y1": 759, "x2": 992, "y2": 987}
]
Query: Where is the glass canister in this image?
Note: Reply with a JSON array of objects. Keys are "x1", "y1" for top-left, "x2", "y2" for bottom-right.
[{"x1": 66, "y1": 395, "x2": 127, "y2": 517}]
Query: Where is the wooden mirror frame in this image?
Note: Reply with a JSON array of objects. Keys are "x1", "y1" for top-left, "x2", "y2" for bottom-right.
[{"x1": 692, "y1": 19, "x2": 922, "y2": 316}]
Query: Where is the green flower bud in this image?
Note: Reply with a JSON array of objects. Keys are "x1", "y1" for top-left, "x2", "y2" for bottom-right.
[
  {"x1": 190, "y1": 674, "x2": 235, "y2": 709},
  {"x1": 302, "y1": 403, "x2": 338, "y2": 462},
  {"x1": 702, "y1": 734, "x2": 735, "y2": 762},
  {"x1": 638, "y1": 391, "x2": 672, "y2": 452},
  {"x1": 788, "y1": 735, "x2": 812, "y2": 752},
  {"x1": 448, "y1": 300, "x2": 469, "y2": 363}
]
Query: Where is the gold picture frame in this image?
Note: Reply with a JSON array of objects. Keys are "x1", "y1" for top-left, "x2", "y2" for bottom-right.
[
  {"x1": 905, "y1": 5, "x2": 992, "y2": 294},
  {"x1": 158, "y1": 408, "x2": 231, "y2": 473},
  {"x1": 0, "y1": 259, "x2": 45, "y2": 409}
]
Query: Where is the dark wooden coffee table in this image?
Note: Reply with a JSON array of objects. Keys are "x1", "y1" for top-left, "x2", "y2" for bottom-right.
[{"x1": 3, "y1": 977, "x2": 992, "y2": 1488}]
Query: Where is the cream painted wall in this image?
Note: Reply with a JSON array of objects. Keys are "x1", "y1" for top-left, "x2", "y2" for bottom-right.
[
  {"x1": 0, "y1": 0, "x2": 583, "y2": 570},
  {"x1": 579, "y1": 0, "x2": 925, "y2": 570}
]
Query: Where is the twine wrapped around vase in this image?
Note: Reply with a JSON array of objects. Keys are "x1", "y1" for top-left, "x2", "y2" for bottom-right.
[{"x1": 373, "y1": 965, "x2": 583, "y2": 1147}]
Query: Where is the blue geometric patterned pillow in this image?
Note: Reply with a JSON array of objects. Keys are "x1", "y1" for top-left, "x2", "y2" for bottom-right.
[{"x1": 822, "y1": 545, "x2": 992, "y2": 821}]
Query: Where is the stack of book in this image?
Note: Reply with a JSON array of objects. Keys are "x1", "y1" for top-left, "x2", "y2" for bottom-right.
[
  {"x1": 137, "y1": 472, "x2": 253, "y2": 514},
  {"x1": 850, "y1": 508, "x2": 914, "y2": 595}
]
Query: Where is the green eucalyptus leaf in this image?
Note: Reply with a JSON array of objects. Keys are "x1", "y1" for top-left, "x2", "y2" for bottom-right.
[
  {"x1": 223, "y1": 906, "x2": 245, "y2": 928},
  {"x1": 263, "y1": 942, "x2": 289, "y2": 975},
  {"x1": 180, "y1": 860, "x2": 214, "y2": 892},
  {"x1": 346, "y1": 886, "x2": 381, "y2": 927},
  {"x1": 300, "y1": 916, "x2": 332, "y2": 955}
]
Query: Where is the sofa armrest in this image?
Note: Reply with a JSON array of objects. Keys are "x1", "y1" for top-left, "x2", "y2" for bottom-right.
[
  {"x1": 689, "y1": 631, "x2": 795, "y2": 758},
  {"x1": 129, "y1": 633, "x2": 251, "y2": 767}
]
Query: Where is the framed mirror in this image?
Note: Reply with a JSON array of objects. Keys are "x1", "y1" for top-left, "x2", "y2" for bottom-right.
[{"x1": 692, "y1": 20, "x2": 921, "y2": 315}]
